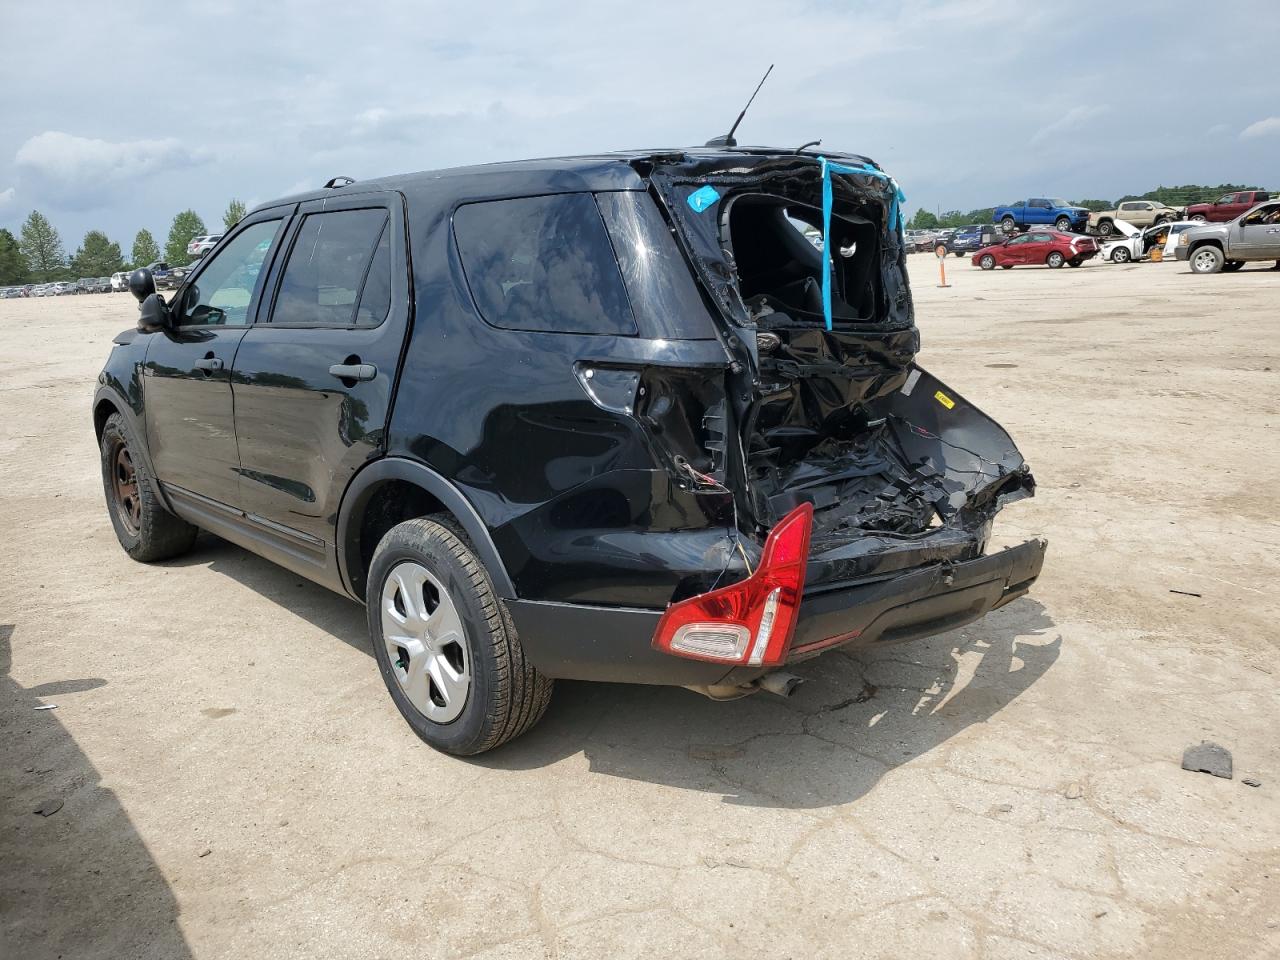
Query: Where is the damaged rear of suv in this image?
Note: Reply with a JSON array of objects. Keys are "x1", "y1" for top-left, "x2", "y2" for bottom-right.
[{"x1": 95, "y1": 145, "x2": 1045, "y2": 755}]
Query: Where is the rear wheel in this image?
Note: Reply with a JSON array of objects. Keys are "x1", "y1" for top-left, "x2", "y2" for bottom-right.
[
  {"x1": 1046, "y1": 251, "x2": 1065, "y2": 268},
  {"x1": 953, "y1": 250, "x2": 964, "y2": 258},
  {"x1": 99, "y1": 413, "x2": 198, "y2": 561},
  {"x1": 367, "y1": 517, "x2": 552, "y2": 755},
  {"x1": 1190, "y1": 246, "x2": 1224, "y2": 274},
  {"x1": 979, "y1": 254, "x2": 996, "y2": 270},
  {"x1": 1054, "y1": 216, "x2": 1072, "y2": 232},
  {"x1": 1190, "y1": 214, "x2": 1207, "y2": 222},
  {"x1": 1154, "y1": 215, "x2": 1171, "y2": 226}
]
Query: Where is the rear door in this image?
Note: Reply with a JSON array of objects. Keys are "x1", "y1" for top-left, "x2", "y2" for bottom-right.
[
  {"x1": 144, "y1": 212, "x2": 290, "y2": 507},
  {"x1": 229, "y1": 191, "x2": 409, "y2": 555}
]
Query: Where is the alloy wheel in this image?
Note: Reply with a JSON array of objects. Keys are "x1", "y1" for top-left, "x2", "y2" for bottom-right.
[{"x1": 381, "y1": 561, "x2": 471, "y2": 723}]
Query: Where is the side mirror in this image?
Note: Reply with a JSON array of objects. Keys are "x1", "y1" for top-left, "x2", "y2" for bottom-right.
[
  {"x1": 136, "y1": 293, "x2": 172, "y2": 332},
  {"x1": 129, "y1": 268, "x2": 156, "y2": 302}
]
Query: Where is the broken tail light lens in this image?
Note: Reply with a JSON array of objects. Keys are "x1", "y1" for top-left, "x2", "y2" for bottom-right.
[{"x1": 653, "y1": 503, "x2": 813, "y2": 666}]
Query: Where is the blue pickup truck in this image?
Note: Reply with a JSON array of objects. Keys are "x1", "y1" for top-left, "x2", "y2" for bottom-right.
[{"x1": 993, "y1": 199, "x2": 1090, "y2": 235}]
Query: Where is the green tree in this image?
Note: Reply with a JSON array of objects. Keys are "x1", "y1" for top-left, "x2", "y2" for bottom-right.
[
  {"x1": 908, "y1": 209, "x2": 939, "y2": 230},
  {"x1": 164, "y1": 209, "x2": 206, "y2": 264},
  {"x1": 132, "y1": 228, "x2": 160, "y2": 268},
  {"x1": 0, "y1": 228, "x2": 28, "y2": 284},
  {"x1": 223, "y1": 198, "x2": 247, "y2": 231},
  {"x1": 1071, "y1": 198, "x2": 1114, "y2": 212},
  {"x1": 70, "y1": 230, "x2": 125, "y2": 277},
  {"x1": 18, "y1": 210, "x2": 66, "y2": 282}
]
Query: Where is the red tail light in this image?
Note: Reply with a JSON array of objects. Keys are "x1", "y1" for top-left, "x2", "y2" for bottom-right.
[{"x1": 652, "y1": 503, "x2": 813, "y2": 666}]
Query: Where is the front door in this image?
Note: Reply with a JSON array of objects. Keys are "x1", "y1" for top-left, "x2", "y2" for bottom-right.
[
  {"x1": 1234, "y1": 203, "x2": 1280, "y2": 259},
  {"x1": 144, "y1": 214, "x2": 290, "y2": 507},
  {"x1": 1002, "y1": 234, "x2": 1034, "y2": 264},
  {"x1": 230, "y1": 192, "x2": 410, "y2": 553}
]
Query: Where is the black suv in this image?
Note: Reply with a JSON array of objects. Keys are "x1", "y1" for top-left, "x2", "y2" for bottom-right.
[{"x1": 95, "y1": 148, "x2": 1046, "y2": 755}]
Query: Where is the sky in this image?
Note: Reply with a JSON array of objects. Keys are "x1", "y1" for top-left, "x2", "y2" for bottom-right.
[{"x1": 1, "y1": 0, "x2": 1277, "y2": 253}]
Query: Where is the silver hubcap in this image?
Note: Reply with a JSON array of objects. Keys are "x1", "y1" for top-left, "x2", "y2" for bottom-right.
[
  {"x1": 1049, "y1": 254, "x2": 1062, "y2": 266},
  {"x1": 381, "y1": 561, "x2": 470, "y2": 723},
  {"x1": 1193, "y1": 250, "x2": 1217, "y2": 272}
]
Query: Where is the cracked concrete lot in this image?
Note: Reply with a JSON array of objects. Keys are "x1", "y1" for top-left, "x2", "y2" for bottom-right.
[{"x1": 2, "y1": 257, "x2": 1278, "y2": 959}]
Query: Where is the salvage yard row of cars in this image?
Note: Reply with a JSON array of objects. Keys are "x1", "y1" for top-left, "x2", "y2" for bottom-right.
[{"x1": 2, "y1": 260, "x2": 201, "y2": 298}]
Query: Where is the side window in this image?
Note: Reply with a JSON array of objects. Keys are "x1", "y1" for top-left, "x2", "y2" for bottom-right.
[
  {"x1": 1030, "y1": 233, "x2": 1053, "y2": 242},
  {"x1": 178, "y1": 220, "x2": 280, "y2": 327},
  {"x1": 1007, "y1": 235, "x2": 1032, "y2": 245},
  {"x1": 1030, "y1": 199, "x2": 1049, "y2": 209},
  {"x1": 271, "y1": 208, "x2": 389, "y2": 326},
  {"x1": 453, "y1": 193, "x2": 637, "y2": 336},
  {"x1": 354, "y1": 223, "x2": 392, "y2": 327}
]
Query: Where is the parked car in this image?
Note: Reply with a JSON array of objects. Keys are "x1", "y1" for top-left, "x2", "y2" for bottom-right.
[
  {"x1": 186, "y1": 233, "x2": 224, "y2": 258},
  {"x1": 1185, "y1": 190, "x2": 1270, "y2": 223},
  {"x1": 936, "y1": 223, "x2": 1001, "y2": 257},
  {"x1": 1099, "y1": 219, "x2": 1156, "y2": 263},
  {"x1": 94, "y1": 276, "x2": 113, "y2": 293},
  {"x1": 75, "y1": 277, "x2": 96, "y2": 294},
  {"x1": 94, "y1": 147, "x2": 1045, "y2": 755},
  {"x1": 111, "y1": 271, "x2": 131, "y2": 292},
  {"x1": 1089, "y1": 200, "x2": 1182, "y2": 236},
  {"x1": 1175, "y1": 200, "x2": 1280, "y2": 273},
  {"x1": 993, "y1": 199, "x2": 1090, "y2": 235},
  {"x1": 972, "y1": 229, "x2": 1099, "y2": 269},
  {"x1": 52, "y1": 281, "x2": 76, "y2": 295}
]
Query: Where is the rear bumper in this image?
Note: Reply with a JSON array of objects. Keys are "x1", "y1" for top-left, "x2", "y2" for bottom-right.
[{"x1": 508, "y1": 538, "x2": 1047, "y2": 686}]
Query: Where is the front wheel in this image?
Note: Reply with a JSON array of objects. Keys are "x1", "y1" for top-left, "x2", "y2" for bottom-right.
[
  {"x1": 1190, "y1": 214, "x2": 1207, "y2": 222},
  {"x1": 367, "y1": 517, "x2": 552, "y2": 755},
  {"x1": 979, "y1": 254, "x2": 996, "y2": 270},
  {"x1": 1055, "y1": 216, "x2": 1072, "y2": 232},
  {"x1": 1189, "y1": 246, "x2": 1224, "y2": 274},
  {"x1": 1096, "y1": 220, "x2": 1114, "y2": 237},
  {"x1": 99, "y1": 413, "x2": 198, "y2": 562},
  {"x1": 1046, "y1": 251, "x2": 1065, "y2": 268},
  {"x1": 1001, "y1": 217, "x2": 1017, "y2": 234},
  {"x1": 1112, "y1": 247, "x2": 1132, "y2": 263}
]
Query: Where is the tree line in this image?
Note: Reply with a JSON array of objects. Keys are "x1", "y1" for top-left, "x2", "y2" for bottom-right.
[
  {"x1": 0, "y1": 199, "x2": 248, "y2": 285},
  {"x1": 906, "y1": 183, "x2": 1271, "y2": 231}
]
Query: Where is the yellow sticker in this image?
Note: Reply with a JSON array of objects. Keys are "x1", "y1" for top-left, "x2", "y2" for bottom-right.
[{"x1": 934, "y1": 390, "x2": 955, "y2": 410}]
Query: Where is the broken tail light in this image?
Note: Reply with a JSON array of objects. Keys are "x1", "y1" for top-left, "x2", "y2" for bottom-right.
[{"x1": 652, "y1": 503, "x2": 813, "y2": 666}]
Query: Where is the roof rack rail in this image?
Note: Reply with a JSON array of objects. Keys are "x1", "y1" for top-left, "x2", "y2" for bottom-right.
[{"x1": 323, "y1": 176, "x2": 356, "y2": 189}]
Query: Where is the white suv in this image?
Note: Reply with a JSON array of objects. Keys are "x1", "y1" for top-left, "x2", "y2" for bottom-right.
[{"x1": 186, "y1": 234, "x2": 224, "y2": 258}]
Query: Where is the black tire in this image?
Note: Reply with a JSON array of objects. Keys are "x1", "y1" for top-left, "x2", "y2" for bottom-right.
[
  {"x1": 366, "y1": 516, "x2": 552, "y2": 755},
  {"x1": 1154, "y1": 215, "x2": 1171, "y2": 226},
  {"x1": 1096, "y1": 220, "x2": 1114, "y2": 237},
  {"x1": 1222, "y1": 260, "x2": 1245, "y2": 272},
  {"x1": 1046, "y1": 251, "x2": 1065, "y2": 268},
  {"x1": 1112, "y1": 247, "x2": 1131, "y2": 263},
  {"x1": 979, "y1": 254, "x2": 996, "y2": 270},
  {"x1": 953, "y1": 250, "x2": 964, "y2": 258},
  {"x1": 1067, "y1": 259, "x2": 1082, "y2": 267},
  {"x1": 99, "y1": 412, "x2": 198, "y2": 562},
  {"x1": 1190, "y1": 215, "x2": 1207, "y2": 222},
  {"x1": 1189, "y1": 245, "x2": 1224, "y2": 275},
  {"x1": 1055, "y1": 216, "x2": 1072, "y2": 232},
  {"x1": 1001, "y1": 217, "x2": 1017, "y2": 234}
]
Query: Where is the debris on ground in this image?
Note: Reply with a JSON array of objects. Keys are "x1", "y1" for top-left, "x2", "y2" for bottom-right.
[
  {"x1": 823, "y1": 681, "x2": 878, "y2": 712},
  {"x1": 1243, "y1": 778, "x2": 1262, "y2": 788},
  {"x1": 34, "y1": 704, "x2": 57, "y2": 711},
  {"x1": 1169, "y1": 589, "x2": 1202, "y2": 598},
  {"x1": 1064, "y1": 782, "x2": 1083, "y2": 800},
  {"x1": 33, "y1": 799, "x2": 63, "y2": 816},
  {"x1": 1182, "y1": 742, "x2": 1233, "y2": 779},
  {"x1": 197, "y1": 847, "x2": 212, "y2": 858}
]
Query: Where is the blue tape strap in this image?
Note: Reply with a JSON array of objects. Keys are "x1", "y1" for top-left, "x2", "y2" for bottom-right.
[
  {"x1": 687, "y1": 185, "x2": 721, "y2": 213},
  {"x1": 818, "y1": 156, "x2": 906, "y2": 331}
]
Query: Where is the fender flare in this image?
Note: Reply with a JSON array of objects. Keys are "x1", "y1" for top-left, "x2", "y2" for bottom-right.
[
  {"x1": 92, "y1": 384, "x2": 175, "y2": 515},
  {"x1": 335, "y1": 457, "x2": 518, "y2": 601}
]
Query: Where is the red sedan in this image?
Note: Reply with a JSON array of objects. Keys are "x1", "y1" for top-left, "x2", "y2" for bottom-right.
[{"x1": 971, "y1": 230, "x2": 1099, "y2": 270}]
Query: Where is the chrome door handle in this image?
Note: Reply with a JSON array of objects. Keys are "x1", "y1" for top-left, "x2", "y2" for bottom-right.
[{"x1": 328, "y1": 363, "x2": 377, "y2": 382}]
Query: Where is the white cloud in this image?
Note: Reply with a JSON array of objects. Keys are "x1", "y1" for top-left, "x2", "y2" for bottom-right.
[
  {"x1": 1240, "y1": 117, "x2": 1280, "y2": 140},
  {"x1": 0, "y1": 187, "x2": 14, "y2": 209},
  {"x1": 14, "y1": 131, "x2": 210, "y2": 187},
  {"x1": 1030, "y1": 105, "x2": 1110, "y2": 146}
]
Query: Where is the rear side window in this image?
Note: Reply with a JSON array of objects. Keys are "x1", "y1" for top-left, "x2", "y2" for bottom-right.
[
  {"x1": 272, "y1": 208, "x2": 389, "y2": 327},
  {"x1": 453, "y1": 193, "x2": 636, "y2": 336}
]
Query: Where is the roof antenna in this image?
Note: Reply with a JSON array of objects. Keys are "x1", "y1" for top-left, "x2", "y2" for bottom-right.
[{"x1": 705, "y1": 64, "x2": 774, "y2": 148}]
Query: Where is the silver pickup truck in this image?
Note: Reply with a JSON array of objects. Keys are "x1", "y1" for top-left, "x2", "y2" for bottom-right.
[{"x1": 1175, "y1": 200, "x2": 1280, "y2": 273}]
